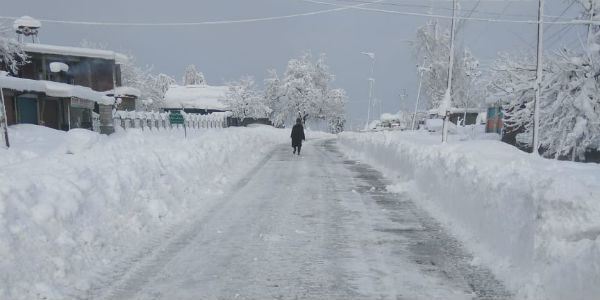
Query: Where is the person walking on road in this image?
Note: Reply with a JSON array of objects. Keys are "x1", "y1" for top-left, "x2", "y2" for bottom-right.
[{"x1": 291, "y1": 117, "x2": 305, "y2": 155}]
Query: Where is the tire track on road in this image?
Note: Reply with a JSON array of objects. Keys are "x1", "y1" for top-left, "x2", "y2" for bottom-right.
[{"x1": 81, "y1": 145, "x2": 280, "y2": 300}]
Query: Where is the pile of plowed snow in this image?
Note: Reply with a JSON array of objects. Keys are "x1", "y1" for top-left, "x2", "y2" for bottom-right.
[
  {"x1": 339, "y1": 130, "x2": 600, "y2": 299},
  {"x1": 0, "y1": 124, "x2": 288, "y2": 299}
]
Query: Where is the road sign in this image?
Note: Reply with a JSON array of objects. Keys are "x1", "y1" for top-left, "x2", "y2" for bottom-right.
[{"x1": 169, "y1": 110, "x2": 185, "y2": 125}]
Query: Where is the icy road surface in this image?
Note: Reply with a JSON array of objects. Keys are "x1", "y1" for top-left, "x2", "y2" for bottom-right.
[{"x1": 92, "y1": 139, "x2": 510, "y2": 300}]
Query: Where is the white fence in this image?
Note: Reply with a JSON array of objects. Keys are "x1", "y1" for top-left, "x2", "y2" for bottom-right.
[
  {"x1": 92, "y1": 112, "x2": 100, "y2": 133},
  {"x1": 113, "y1": 111, "x2": 231, "y2": 130}
]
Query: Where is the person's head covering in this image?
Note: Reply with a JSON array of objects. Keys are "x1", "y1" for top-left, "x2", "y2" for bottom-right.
[{"x1": 296, "y1": 118, "x2": 302, "y2": 124}]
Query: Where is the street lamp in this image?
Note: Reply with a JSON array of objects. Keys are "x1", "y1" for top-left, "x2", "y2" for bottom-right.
[
  {"x1": 412, "y1": 61, "x2": 430, "y2": 130},
  {"x1": 361, "y1": 52, "x2": 375, "y2": 130}
]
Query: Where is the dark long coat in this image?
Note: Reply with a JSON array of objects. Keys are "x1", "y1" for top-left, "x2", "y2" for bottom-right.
[{"x1": 291, "y1": 124, "x2": 305, "y2": 147}]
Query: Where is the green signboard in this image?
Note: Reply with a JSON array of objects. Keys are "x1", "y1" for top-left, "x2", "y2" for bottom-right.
[{"x1": 169, "y1": 110, "x2": 185, "y2": 125}]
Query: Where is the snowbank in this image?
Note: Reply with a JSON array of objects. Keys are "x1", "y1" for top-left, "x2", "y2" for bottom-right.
[
  {"x1": 0, "y1": 125, "x2": 288, "y2": 299},
  {"x1": 339, "y1": 130, "x2": 600, "y2": 299}
]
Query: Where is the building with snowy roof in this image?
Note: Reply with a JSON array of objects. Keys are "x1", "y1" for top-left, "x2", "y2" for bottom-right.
[
  {"x1": 427, "y1": 107, "x2": 485, "y2": 126},
  {"x1": 105, "y1": 86, "x2": 141, "y2": 111},
  {"x1": 1, "y1": 39, "x2": 137, "y2": 134},
  {"x1": 162, "y1": 84, "x2": 229, "y2": 114}
]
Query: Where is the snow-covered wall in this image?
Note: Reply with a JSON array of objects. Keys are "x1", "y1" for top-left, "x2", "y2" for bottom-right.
[
  {"x1": 0, "y1": 125, "x2": 287, "y2": 299},
  {"x1": 338, "y1": 131, "x2": 600, "y2": 299}
]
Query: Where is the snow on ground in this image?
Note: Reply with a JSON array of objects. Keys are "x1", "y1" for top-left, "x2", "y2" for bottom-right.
[
  {"x1": 338, "y1": 129, "x2": 600, "y2": 300},
  {"x1": 0, "y1": 124, "x2": 288, "y2": 299}
]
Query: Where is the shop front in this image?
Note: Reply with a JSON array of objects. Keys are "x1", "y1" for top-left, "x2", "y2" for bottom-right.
[{"x1": 70, "y1": 97, "x2": 94, "y2": 129}]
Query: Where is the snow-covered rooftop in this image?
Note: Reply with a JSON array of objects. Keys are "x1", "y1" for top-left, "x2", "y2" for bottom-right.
[
  {"x1": 163, "y1": 84, "x2": 228, "y2": 110},
  {"x1": 22, "y1": 43, "x2": 129, "y2": 65},
  {"x1": 13, "y1": 16, "x2": 41, "y2": 29},
  {"x1": 104, "y1": 86, "x2": 142, "y2": 98},
  {"x1": 0, "y1": 75, "x2": 114, "y2": 105}
]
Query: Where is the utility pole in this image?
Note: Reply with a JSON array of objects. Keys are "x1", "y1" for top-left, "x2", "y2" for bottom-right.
[
  {"x1": 441, "y1": 0, "x2": 457, "y2": 143},
  {"x1": 361, "y1": 52, "x2": 375, "y2": 130},
  {"x1": 588, "y1": 1, "x2": 595, "y2": 46},
  {"x1": 532, "y1": 0, "x2": 544, "y2": 155},
  {"x1": 412, "y1": 66, "x2": 424, "y2": 130},
  {"x1": 0, "y1": 87, "x2": 10, "y2": 148}
]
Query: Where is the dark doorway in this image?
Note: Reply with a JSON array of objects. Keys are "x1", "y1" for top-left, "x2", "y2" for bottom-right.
[
  {"x1": 41, "y1": 99, "x2": 60, "y2": 129},
  {"x1": 17, "y1": 96, "x2": 38, "y2": 124}
]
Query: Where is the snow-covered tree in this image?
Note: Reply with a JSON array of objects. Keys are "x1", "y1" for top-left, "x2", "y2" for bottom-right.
[
  {"x1": 453, "y1": 49, "x2": 482, "y2": 109},
  {"x1": 413, "y1": 20, "x2": 482, "y2": 110},
  {"x1": 263, "y1": 69, "x2": 286, "y2": 127},
  {"x1": 281, "y1": 53, "x2": 322, "y2": 123},
  {"x1": 273, "y1": 52, "x2": 346, "y2": 132},
  {"x1": 324, "y1": 88, "x2": 347, "y2": 133},
  {"x1": 222, "y1": 75, "x2": 271, "y2": 120},
  {"x1": 182, "y1": 64, "x2": 205, "y2": 86},
  {"x1": 0, "y1": 25, "x2": 28, "y2": 74},
  {"x1": 413, "y1": 20, "x2": 451, "y2": 108},
  {"x1": 489, "y1": 52, "x2": 538, "y2": 145},
  {"x1": 119, "y1": 55, "x2": 158, "y2": 110},
  {"x1": 488, "y1": 1, "x2": 600, "y2": 160},
  {"x1": 147, "y1": 73, "x2": 176, "y2": 110},
  {"x1": 538, "y1": 47, "x2": 600, "y2": 160},
  {"x1": 490, "y1": 49, "x2": 600, "y2": 160}
]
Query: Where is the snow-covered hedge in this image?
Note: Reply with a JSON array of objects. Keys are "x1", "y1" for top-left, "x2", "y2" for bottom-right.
[
  {"x1": 0, "y1": 124, "x2": 287, "y2": 299},
  {"x1": 339, "y1": 131, "x2": 600, "y2": 299}
]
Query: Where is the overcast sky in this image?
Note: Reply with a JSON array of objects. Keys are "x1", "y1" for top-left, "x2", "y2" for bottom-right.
[{"x1": 2, "y1": 0, "x2": 583, "y2": 129}]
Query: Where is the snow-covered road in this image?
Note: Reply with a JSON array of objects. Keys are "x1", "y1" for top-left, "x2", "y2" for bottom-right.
[{"x1": 93, "y1": 139, "x2": 510, "y2": 300}]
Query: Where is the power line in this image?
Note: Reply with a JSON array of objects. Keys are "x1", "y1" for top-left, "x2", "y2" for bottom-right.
[
  {"x1": 471, "y1": 1, "x2": 511, "y2": 45},
  {"x1": 0, "y1": 0, "x2": 382, "y2": 27},
  {"x1": 545, "y1": 24, "x2": 576, "y2": 48},
  {"x1": 545, "y1": 0, "x2": 576, "y2": 31},
  {"x1": 0, "y1": 0, "x2": 587, "y2": 27},
  {"x1": 329, "y1": 0, "x2": 562, "y2": 20},
  {"x1": 456, "y1": 0, "x2": 482, "y2": 32},
  {"x1": 300, "y1": 0, "x2": 591, "y2": 25}
]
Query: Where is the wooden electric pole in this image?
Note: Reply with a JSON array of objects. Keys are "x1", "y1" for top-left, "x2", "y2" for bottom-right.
[
  {"x1": 0, "y1": 87, "x2": 10, "y2": 148},
  {"x1": 532, "y1": 0, "x2": 544, "y2": 155},
  {"x1": 442, "y1": 0, "x2": 457, "y2": 143}
]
